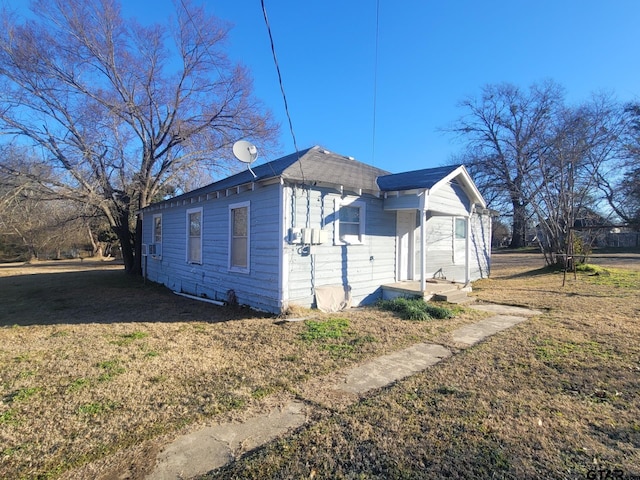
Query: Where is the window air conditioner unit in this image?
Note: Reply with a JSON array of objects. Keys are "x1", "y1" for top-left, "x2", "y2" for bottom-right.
[{"x1": 148, "y1": 244, "x2": 161, "y2": 257}]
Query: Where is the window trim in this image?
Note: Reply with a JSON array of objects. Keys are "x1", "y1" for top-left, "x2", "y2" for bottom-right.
[
  {"x1": 454, "y1": 217, "x2": 467, "y2": 240},
  {"x1": 186, "y1": 207, "x2": 203, "y2": 264},
  {"x1": 228, "y1": 201, "x2": 250, "y2": 273},
  {"x1": 453, "y1": 216, "x2": 467, "y2": 265},
  {"x1": 334, "y1": 198, "x2": 366, "y2": 245},
  {"x1": 152, "y1": 213, "x2": 163, "y2": 259}
]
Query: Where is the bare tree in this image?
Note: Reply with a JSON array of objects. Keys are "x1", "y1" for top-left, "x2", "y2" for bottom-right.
[
  {"x1": 0, "y1": 147, "x2": 99, "y2": 260},
  {"x1": 0, "y1": 0, "x2": 278, "y2": 273},
  {"x1": 449, "y1": 81, "x2": 564, "y2": 248},
  {"x1": 526, "y1": 97, "x2": 624, "y2": 264},
  {"x1": 596, "y1": 103, "x2": 640, "y2": 226}
]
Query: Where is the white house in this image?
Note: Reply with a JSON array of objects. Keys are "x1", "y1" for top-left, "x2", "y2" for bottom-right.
[{"x1": 139, "y1": 146, "x2": 491, "y2": 313}]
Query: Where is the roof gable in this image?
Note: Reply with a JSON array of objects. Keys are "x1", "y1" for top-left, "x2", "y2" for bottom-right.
[{"x1": 378, "y1": 164, "x2": 486, "y2": 208}]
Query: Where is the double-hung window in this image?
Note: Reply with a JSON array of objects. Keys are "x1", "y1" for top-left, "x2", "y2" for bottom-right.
[
  {"x1": 151, "y1": 214, "x2": 162, "y2": 258},
  {"x1": 229, "y1": 201, "x2": 250, "y2": 272},
  {"x1": 334, "y1": 199, "x2": 366, "y2": 245},
  {"x1": 153, "y1": 215, "x2": 162, "y2": 244},
  {"x1": 186, "y1": 207, "x2": 202, "y2": 264}
]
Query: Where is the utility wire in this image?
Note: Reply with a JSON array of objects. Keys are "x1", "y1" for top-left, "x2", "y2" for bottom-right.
[
  {"x1": 260, "y1": 0, "x2": 305, "y2": 183},
  {"x1": 371, "y1": 0, "x2": 380, "y2": 166}
]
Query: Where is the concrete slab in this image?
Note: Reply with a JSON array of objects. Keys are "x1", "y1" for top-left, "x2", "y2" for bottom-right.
[
  {"x1": 147, "y1": 401, "x2": 306, "y2": 480},
  {"x1": 469, "y1": 303, "x2": 543, "y2": 316},
  {"x1": 451, "y1": 315, "x2": 528, "y2": 346},
  {"x1": 336, "y1": 343, "x2": 452, "y2": 395}
]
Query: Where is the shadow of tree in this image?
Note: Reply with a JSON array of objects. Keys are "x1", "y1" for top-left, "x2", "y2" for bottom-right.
[{"x1": 0, "y1": 269, "x2": 268, "y2": 327}]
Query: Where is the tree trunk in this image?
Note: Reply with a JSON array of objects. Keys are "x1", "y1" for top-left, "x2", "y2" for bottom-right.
[
  {"x1": 113, "y1": 223, "x2": 134, "y2": 273},
  {"x1": 509, "y1": 202, "x2": 527, "y2": 249},
  {"x1": 87, "y1": 224, "x2": 101, "y2": 258}
]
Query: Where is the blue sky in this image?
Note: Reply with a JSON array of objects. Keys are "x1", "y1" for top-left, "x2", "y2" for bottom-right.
[{"x1": 15, "y1": 0, "x2": 640, "y2": 174}]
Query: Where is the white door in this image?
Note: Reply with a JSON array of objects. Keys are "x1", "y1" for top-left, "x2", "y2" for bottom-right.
[{"x1": 396, "y1": 210, "x2": 415, "y2": 281}]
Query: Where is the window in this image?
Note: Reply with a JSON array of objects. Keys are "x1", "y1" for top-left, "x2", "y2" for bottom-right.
[
  {"x1": 153, "y1": 214, "x2": 162, "y2": 244},
  {"x1": 335, "y1": 199, "x2": 366, "y2": 245},
  {"x1": 455, "y1": 217, "x2": 467, "y2": 239},
  {"x1": 229, "y1": 202, "x2": 250, "y2": 272},
  {"x1": 453, "y1": 217, "x2": 467, "y2": 265},
  {"x1": 186, "y1": 208, "x2": 202, "y2": 264}
]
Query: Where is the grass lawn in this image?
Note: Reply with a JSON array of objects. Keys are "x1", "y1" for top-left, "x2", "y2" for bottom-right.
[
  {"x1": 0, "y1": 259, "x2": 486, "y2": 479},
  {"x1": 202, "y1": 252, "x2": 640, "y2": 480}
]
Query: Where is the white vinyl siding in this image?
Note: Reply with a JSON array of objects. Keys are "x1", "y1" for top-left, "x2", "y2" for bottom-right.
[
  {"x1": 186, "y1": 207, "x2": 202, "y2": 264},
  {"x1": 229, "y1": 201, "x2": 250, "y2": 273}
]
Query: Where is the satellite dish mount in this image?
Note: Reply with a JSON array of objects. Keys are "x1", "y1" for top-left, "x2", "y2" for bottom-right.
[{"x1": 232, "y1": 140, "x2": 258, "y2": 178}]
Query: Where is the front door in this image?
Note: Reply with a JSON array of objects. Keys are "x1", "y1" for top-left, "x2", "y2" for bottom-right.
[{"x1": 396, "y1": 210, "x2": 415, "y2": 281}]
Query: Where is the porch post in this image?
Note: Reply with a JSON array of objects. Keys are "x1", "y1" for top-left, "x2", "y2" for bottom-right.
[
  {"x1": 465, "y1": 208, "x2": 473, "y2": 285},
  {"x1": 419, "y1": 190, "x2": 428, "y2": 292},
  {"x1": 420, "y1": 210, "x2": 426, "y2": 292}
]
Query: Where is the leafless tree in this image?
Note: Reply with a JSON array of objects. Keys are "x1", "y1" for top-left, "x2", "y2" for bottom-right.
[
  {"x1": 596, "y1": 103, "x2": 640, "y2": 226},
  {"x1": 0, "y1": 0, "x2": 278, "y2": 273},
  {"x1": 525, "y1": 96, "x2": 624, "y2": 264},
  {"x1": 0, "y1": 147, "x2": 100, "y2": 260},
  {"x1": 449, "y1": 81, "x2": 564, "y2": 248}
]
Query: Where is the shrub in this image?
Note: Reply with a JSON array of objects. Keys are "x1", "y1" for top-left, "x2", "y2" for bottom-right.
[{"x1": 376, "y1": 297, "x2": 454, "y2": 321}]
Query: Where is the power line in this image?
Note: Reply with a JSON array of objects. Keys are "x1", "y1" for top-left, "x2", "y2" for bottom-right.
[
  {"x1": 371, "y1": 0, "x2": 380, "y2": 167},
  {"x1": 260, "y1": 0, "x2": 305, "y2": 183}
]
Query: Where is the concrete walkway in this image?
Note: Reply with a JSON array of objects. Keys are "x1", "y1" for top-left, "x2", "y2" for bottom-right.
[{"x1": 146, "y1": 303, "x2": 540, "y2": 480}]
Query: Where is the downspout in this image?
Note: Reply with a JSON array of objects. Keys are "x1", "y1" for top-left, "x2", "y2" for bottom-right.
[{"x1": 277, "y1": 179, "x2": 289, "y2": 312}]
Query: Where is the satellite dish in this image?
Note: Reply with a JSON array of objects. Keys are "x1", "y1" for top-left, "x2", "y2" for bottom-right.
[
  {"x1": 232, "y1": 140, "x2": 258, "y2": 178},
  {"x1": 233, "y1": 140, "x2": 258, "y2": 164}
]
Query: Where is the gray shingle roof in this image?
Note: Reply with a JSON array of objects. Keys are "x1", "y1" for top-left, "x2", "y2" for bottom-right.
[
  {"x1": 377, "y1": 164, "x2": 463, "y2": 191},
  {"x1": 145, "y1": 146, "x2": 390, "y2": 209},
  {"x1": 141, "y1": 147, "x2": 481, "y2": 211},
  {"x1": 280, "y1": 147, "x2": 390, "y2": 191}
]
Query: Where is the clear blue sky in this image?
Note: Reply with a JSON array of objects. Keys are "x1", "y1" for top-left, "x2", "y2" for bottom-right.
[{"x1": 16, "y1": 0, "x2": 640, "y2": 174}]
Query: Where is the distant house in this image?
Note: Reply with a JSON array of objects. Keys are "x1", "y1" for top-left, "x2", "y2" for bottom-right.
[{"x1": 139, "y1": 146, "x2": 491, "y2": 313}]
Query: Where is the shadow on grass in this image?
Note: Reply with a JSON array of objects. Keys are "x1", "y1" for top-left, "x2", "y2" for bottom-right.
[
  {"x1": 500, "y1": 264, "x2": 562, "y2": 280},
  {"x1": 0, "y1": 269, "x2": 268, "y2": 327}
]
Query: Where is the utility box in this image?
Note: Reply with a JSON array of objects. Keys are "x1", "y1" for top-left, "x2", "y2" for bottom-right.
[
  {"x1": 311, "y1": 228, "x2": 329, "y2": 245},
  {"x1": 289, "y1": 227, "x2": 328, "y2": 245},
  {"x1": 301, "y1": 228, "x2": 312, "y2": 244}
]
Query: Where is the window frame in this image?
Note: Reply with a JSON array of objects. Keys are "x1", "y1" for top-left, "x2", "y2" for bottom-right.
[
  {"x1": 334, "y1": 198, "x2": 366, "y2": 245},
  {"x1": 453, "y1": 216, "x2": 467, "y2": 265},
  {"x1": 152, "y1": 213, "x2": 163, "y2": 258},
  {"x1": 454, "y1": 217, "x2": 467, "y2": 240},
  {"x1": 186, "y1": 207, "x2": 203, "y2": 264},
  {"x1": 228, "y1": 201, "x2": 250, "y2": 273}
]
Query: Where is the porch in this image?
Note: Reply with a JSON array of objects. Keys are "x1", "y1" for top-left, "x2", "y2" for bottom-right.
[{"x1": 381, "y1": 279, "x2": 473, "y2": 304}]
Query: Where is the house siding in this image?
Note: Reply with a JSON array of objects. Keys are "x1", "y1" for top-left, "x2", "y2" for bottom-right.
[
  {"x1": 284, "y1": 185, "x2": 397, "y2": 309},
  {"x1": 427, "y1": 182, "x2": 470, "y2": 216},
  {"x1": 415, "y1": 212, "x2": 491, "y2": 283},
  {"x1": 143, "y1": 182, "x2": 282, "y2": 312},
  {"x1": 470, "y1": 213, "x2": 492, "y2": 279}
]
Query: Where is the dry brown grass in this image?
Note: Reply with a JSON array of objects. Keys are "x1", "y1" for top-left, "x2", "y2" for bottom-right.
[
  {"x1": 203, "y1": 251, "x2": 640, "y2": 480},
  {"x1": 0, "y1": 260, "x2": 486, "y2": 479}
]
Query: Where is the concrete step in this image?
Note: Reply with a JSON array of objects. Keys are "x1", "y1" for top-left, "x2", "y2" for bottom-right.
[{"x1": 433, "y1": 289, "x2": 475, "y2": 304}]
